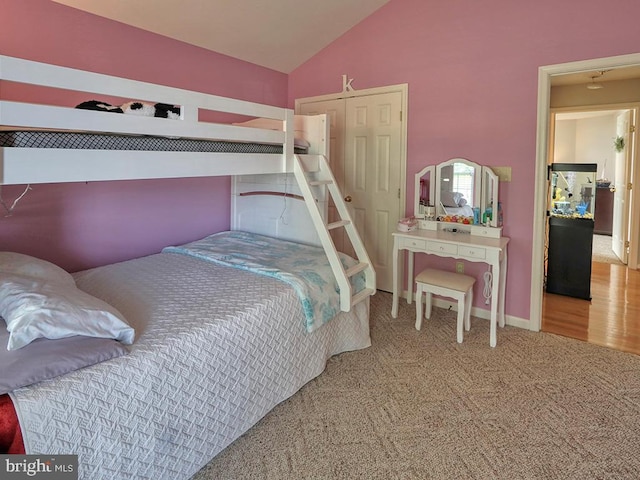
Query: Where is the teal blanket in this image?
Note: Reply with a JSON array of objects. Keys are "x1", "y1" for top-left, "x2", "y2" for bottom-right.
[{"x1": 163, "y1": 231, "x2": 365, "y2": 332}]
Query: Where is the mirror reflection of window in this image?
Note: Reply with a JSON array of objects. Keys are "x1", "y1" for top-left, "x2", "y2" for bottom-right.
[
  {"x1": 440, "y1": 163, "x2": 474, "y2": 209},
  {"x1": 453, "y1": 163, "x2": 474, "y2": 206}
]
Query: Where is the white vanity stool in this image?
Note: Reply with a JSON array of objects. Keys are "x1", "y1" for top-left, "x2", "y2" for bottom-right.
[{"x1": 415, "y1": 268, "x2": 476, "y2": 343}]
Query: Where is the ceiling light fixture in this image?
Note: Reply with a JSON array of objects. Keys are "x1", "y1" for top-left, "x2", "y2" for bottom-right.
[
  {"x1": 587, "y1": 78, "x2": 603, "y2": 90},
  {"x1": 586, "y1": 70, "x2": 608, "y2": 90}
]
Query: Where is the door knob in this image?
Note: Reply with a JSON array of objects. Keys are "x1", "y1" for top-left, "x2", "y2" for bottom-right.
[{"x1": 344, "y1": 195, "x2": 352, "y2": 202}]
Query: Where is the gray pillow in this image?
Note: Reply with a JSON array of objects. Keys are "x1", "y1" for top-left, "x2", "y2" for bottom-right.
[{"x1": 0, "y1": 326, "x2": 128, "y2": 394}]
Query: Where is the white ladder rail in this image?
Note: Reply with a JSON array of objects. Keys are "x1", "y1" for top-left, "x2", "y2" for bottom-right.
[{"x1": 293, "y1": 154, "x2": 376, "y2": 311}]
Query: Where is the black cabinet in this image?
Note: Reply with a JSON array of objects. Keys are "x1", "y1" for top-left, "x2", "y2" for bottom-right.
[
  {"x1": 546, "y1": 216, "x2": 594, "y2": 300},
  {"x1": 546, "y1": 163, "x2": 597, "y2": 300},
  {"x1": 594, "y1": 187, "x2": 614, "y2": 235}
]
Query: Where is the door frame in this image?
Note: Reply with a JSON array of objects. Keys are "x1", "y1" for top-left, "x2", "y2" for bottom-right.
[{"x1": 531, "y1": 53, "x2": 640, "y2": 331}]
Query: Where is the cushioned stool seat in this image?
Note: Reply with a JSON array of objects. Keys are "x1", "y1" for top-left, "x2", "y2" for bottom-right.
[{"x1": 415, "y1": 268, "x2": 476, "y2": 343}]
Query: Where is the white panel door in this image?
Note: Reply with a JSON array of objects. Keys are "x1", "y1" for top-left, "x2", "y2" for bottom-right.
[
  {"x1": 298, "y1": 99, "x2": 347, "y2": 252},
  {"x1": 297, "y1": 91, "x2": 404, "y2": 292},
  {"x1": 612, "y1": 110, "x2": 633, "y2": 263},
  {"x1": 344, "y1": 92, "x2": 403, "y2": 292}
]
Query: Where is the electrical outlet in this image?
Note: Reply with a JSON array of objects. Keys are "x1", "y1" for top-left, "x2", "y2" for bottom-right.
[{"x1": 456, "y1": 262, "x2": 464, "y2": 274}]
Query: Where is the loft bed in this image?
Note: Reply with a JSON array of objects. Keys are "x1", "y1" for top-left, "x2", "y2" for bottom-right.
[
  {"x1": 0, "y1": 55, "x2": 321, "y2": 183},
  {"x1": 0, "y1": 56, "x2": 376, "y2": 479}
]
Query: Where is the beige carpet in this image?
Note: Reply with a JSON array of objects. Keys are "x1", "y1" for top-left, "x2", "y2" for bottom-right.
[
  {"x1": 592, "y1": 234, "x2": 624, "y2": 265},
  {"x1": 192, "y1": 292, "x2": 640, "y2": 480}
]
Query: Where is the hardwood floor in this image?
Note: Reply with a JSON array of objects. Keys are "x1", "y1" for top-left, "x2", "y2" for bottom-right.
[{"x1": 542, "y1": 261, "x2": 640, "y2": 356}]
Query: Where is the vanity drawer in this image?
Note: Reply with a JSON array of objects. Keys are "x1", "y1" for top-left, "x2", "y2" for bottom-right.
[
  {"x1": 459, "y1": 245, "x2": 486, "y2": 260},
  {"x1": 426, "y1": 241, "x2": 458, "y2": 255},
  {"x1": 399, "y1": 237, "x2": 427, "y2": 250}
]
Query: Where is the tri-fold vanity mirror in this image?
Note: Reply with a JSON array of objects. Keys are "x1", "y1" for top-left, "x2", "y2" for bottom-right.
[{"x1": 414, "y1": 158, "x2": 501, "y2": 235}]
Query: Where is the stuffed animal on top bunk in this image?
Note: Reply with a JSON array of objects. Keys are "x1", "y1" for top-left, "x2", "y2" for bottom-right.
[
  {"x1": 75, "y1": 100, "x2": 123, "y2": 114},
  {"x1": 121, "y1": 101, "x2": 181, "y2": 119},
  {"x1": 76, "y1": 100, "x2": 181, "y2": 119}
]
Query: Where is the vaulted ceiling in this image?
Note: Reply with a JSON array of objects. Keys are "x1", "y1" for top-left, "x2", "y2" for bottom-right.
[{"x1": 52, "y1": 0, "x2": 391, "y2": 73}]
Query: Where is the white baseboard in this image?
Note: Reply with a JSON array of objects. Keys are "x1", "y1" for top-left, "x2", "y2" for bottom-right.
[{"x1": 400, "y1": 290, "x2": 531, "y2": 331}]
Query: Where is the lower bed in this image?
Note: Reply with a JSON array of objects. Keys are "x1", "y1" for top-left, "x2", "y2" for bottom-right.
[{"x1": 5, "y1": 250, "x2": 370, "y2": 479}]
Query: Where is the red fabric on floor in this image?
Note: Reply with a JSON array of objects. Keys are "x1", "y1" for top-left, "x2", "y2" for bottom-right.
[{"x1": 0, "y1": 394, "x2": 25, "y2": 454}]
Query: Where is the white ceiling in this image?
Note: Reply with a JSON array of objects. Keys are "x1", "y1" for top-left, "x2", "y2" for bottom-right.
[
  {"x1": 52, "y1": 0, "x2": 391, "y2": 73},
  {"x1": 556, "y1": 110, "x2": 623, "y2": 121}
]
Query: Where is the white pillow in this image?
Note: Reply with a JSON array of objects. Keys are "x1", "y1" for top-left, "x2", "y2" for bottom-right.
[
  {"x1": 441, "y1": 191, "x2": 465, "y2": 208},
  {"x1": 231, "y1": 119, "x2": 310, "y2": 148},
  {"x1": 0, "y1": 274, "x2": 134, "y2": 350},
  {"x1": 0, "y1": 252, "x2": 75, "y2": 287}
]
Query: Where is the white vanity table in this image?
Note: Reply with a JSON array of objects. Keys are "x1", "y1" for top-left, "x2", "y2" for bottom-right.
[{"x1": 392, "y1": 158, "x2": 510, "y2": 347}]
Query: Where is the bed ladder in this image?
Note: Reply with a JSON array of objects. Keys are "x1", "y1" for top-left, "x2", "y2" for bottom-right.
[{"x1": 293, "y1": 155, "x2": 376, "y2": 312}]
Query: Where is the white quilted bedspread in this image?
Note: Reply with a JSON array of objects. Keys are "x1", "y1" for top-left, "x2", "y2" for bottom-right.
[{"x1": 9, "y1": 253, "x2": 371, "y2": 479}]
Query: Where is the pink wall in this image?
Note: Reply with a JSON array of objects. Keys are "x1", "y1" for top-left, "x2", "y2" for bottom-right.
[
  {"x1": 4, "y1": 0, "x2": 640, "y2": 319},
  {"x1": 0, "y1": 0, "x2": 288, "y2": 272},
  {"x1": 288, "y1": 0, "x2": 640, "y2": 321}
]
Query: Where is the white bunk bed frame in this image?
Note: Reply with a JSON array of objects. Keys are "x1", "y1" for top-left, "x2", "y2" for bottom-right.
[{"x1": 0, "y1": 55, "x2": 375, "y2": 310}]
